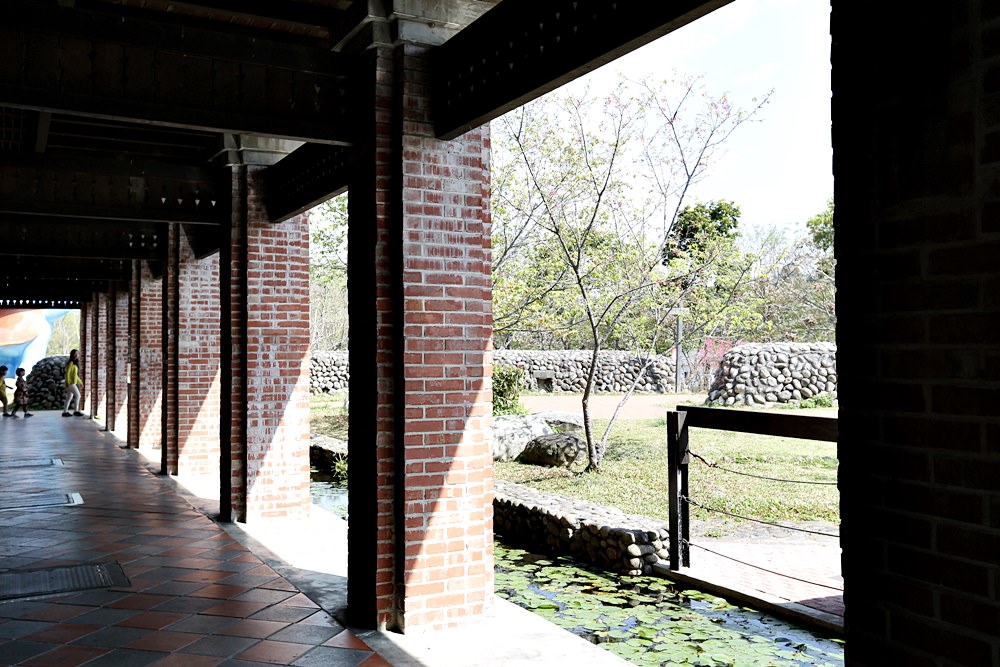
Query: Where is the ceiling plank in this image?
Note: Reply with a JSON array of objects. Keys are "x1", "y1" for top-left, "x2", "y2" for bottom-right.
[
  {"x1": 0, "y1": 220, "x2": 167, "y2": 261},
  {"x1": 0, "y1": 161, "x2": 229, "y2": 226},
  {"x1": 0, "y1": 256, "x2": 133, "y2": 281},
  {"x1": 431, "y1": 0, "x2": 731, "y2": 139},
  {"x1": 0, "y1": 1, "x2": 354, "y2": 145},
  {"x1": 262, "y1": 143, "x2": 351, "y2": 223}
]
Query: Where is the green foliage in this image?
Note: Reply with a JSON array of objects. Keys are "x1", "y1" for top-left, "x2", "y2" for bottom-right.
[
  {"x1": 806, "y1": 198, "x2": 834, "y2": 253},
  {"x1": 46, "y1": 310, "x2": 80, "y2": 356},
  {"x1": 491, "y1": 74, "x2": 770, "y2": 466},
  {"x1": 493, "y1": 365, "x2": 528, "y2": 415},
  {"x1": 495, "y1": 415, "x2": 839, "y2": 525},
  {"x1": 662, "y1": 200, "x2": 742, "y2": 262},
  {"x1": 495, "y1": 544, "x2": 845, "y2": 666},
  {"x1": 309, "y1": 194, "x2": 350, "y2": 350},
  {"x1": 310, "y1": 193, "x2": 349, "y2": 284},
  {"x1": 795, "y1": 393, "x2": 836, "y2": 409}
]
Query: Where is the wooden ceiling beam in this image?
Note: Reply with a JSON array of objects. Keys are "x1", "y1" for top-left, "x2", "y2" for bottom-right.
[
  {"x1": 431, "y1": 0, "x2": 732, "y2": 139},
  {"x1": 0, "y1": 256, "x2": 133, "y2": 282},
  {"x1": 261, "y1": 143, "x2": 350, "y2": 223},
  {"x1": 0, "y1": 220, "x2": 167, "y2": 261},
  {"x1": 0, "y1": 1, "x2": 354, "y2": 145}
]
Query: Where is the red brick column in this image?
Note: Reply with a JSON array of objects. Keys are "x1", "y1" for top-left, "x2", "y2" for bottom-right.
[
  {"x1": 348, "y1": 44, "x2": 493, "y2": 632},
  {"x1": 222, "y1": 166, "x2": 248, "y2": 521},
  {"x1": 94, "y1": 294, "x2": 108, "y2": 420},
  {"x1": 835, "y1": 5, "x2": 1000, "y2": 665},
  {"x1": 133, "y1": 262, "x2": 163, "y2": 450},
  {"x1": 244, "y1": 166, "x2": 310, "y2": 520},
  {"x1": 222, "y1": 166, "x2": 310, "y2": 521},
  {"x1": 111, "y1": 285, "x2": 129, "y2": 440},
  {"x1": 176, "y1": 229, "x2": 222, "y2": 481},
  {"x1": 79, "y1": 296, "x2": 98, "y2": 415},
  {"x1": 162, "y1": 224, "x2": 180, "y2": 474}
]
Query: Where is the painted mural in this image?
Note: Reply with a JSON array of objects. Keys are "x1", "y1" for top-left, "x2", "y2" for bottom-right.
[{"x1": 0, "y1": 309, "x2": 73, "y2": 379}]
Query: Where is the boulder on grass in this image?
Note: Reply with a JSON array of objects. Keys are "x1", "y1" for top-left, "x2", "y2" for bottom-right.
[
  {"x1": 493, "y1": 415, "x2": 554, "y2": 461},
  {"x1": 532, "y1": 411, "x2": 585, "y2": 434},
  {"x1": 518, "y1": 433, "x2": 588, "y2": 469}
]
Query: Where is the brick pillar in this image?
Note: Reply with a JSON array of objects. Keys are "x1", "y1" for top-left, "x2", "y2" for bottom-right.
[
  {"x1": 94, "y1": 294, "x2": 108, "y2": 420},
  {"x1": 245, "y1": 167, "x2": 310, "y2": 520},
  {"x1": 222, "y1": 166, "x2": 248, "y2": 522},
  {"x1": 85, "y1": 298, "x2": 98, "y2": 416},
  {"x1": 79, "y1": 299, "x2": 97, "y2": 414},
  {"x1": 133, "y1": 262, "x2": 163, "y2": 450},
  {"x1": 222, "y1": 166, "x2": 310, "y2": 521},
  {"x1": 176, "y1": 229, "x2": 222, "y2": 481},
  {"x1": 348, "y1": 44, "x2": 493, "y2": 632},
  {"x1": 834, "y1": 4, "x2": 1000, "y2": 665},
  {"x1": 105, "y1": 286, "x2": 117, "y2": 432},
  {"x1": 111, "y1": 284, "x2": 129, "y2": 440},
  {"x1": 162, "y1": 224, "x2": 180, "y2": 474}
]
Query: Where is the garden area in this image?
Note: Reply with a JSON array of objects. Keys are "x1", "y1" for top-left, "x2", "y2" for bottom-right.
[{"x1": 309, "y1": 389, "x2": 843, "y2": 667}]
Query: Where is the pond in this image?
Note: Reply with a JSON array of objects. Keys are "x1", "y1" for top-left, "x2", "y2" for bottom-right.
[
  {"x1": 310, "y1": 473, "x2": 844, "y2": 666},
  {"x1": 495, "y1": 542, "x2": 844, "y2": 667},
  {"x1": 310, "y1": 469, "x2": 348, "y2": 519}
]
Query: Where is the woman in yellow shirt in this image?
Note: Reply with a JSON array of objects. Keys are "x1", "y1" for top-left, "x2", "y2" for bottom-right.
[{"x1": 63, "y1": 349, "x2": 84, "y2": 417}]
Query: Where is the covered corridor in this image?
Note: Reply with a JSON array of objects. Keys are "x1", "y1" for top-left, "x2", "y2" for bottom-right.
[{"x1": 0, "y1": 413, "x2": 629, "y2": 666}]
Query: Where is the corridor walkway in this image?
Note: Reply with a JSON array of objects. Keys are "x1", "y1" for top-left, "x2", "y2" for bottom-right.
[{"x1": 0, "y1": 412, "x2": 630, "y2": 667}]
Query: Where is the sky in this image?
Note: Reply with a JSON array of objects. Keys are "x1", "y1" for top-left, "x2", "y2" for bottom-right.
[{"x1": 579, "y1": 0, "x2": 832, "y2": 238}]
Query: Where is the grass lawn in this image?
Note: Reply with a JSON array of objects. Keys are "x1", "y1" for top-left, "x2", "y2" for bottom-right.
[
  {"x1": 311, "y1": 392, "x2": 348, "y2": 440},
  {"x1": 309, "y1": 392, "x2": 839, "y2": 526},
  {"x1": 495, "y1": 414, "x2": 839, "y2": 526}
]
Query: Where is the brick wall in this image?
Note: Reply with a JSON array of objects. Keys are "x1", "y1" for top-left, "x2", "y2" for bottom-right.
[
  {"x1": 95, "y1": 294, "x2": 108, "y2": 419},
  {"x1": 176, "y1": 229, "x2": 222, "y2": 480},
  {"x1": 834, "y1": 4, "x2": 1000, "y2": 665},
  {"x1": 242, "y1": 167, "x2": 311, "y2": 521},
  {"x1": 112, "y1": 287, "x2": 129, "y2": 439},
  {"x1": 134, "y1": 261, "x2": 163, "y2": 450},
  {"x1": 349, "y1": 43, "x2": 494, "y2": 632}
]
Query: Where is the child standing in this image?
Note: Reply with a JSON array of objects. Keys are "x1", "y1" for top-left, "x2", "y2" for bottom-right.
[
  {"x1": 9, "y1": 368, "x2": 32, "y2": 418},
  {"x1": 0, "y1": 366, "x2": 9, "y2": 417}
]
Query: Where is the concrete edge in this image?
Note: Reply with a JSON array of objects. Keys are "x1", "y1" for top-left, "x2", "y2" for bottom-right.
[{"x1": 652, "y1": 563, "x2": 845, "y2": 636}]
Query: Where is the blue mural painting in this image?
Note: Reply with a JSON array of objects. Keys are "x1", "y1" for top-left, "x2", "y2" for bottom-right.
[{"x1": 0, "y1": 309, "x2": 74, "y2": 381}]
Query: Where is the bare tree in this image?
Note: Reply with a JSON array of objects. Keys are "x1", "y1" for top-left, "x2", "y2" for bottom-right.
[{"x1": 492, "y1": 75, "x2": 768, "y2": 470}]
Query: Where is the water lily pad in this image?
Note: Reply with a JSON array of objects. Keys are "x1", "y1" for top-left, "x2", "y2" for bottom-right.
[{"x1": 493, "y1": 541, "x2": 844, "y2": 666}]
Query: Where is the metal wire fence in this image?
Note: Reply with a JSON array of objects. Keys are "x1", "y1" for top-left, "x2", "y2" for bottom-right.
[{"x1": 666, "y1": 405, "x2": 839, "y2": 592}]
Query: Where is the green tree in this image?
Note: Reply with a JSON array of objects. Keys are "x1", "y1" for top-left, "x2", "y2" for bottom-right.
[
  {"x1": 309, "y1": 193, "x2": 349, "y2": 351},
  {"x1": 806, "y1": 197, "x2": 834, "y2": 253},
  {"x1": 491, "y1": 74, "x2": 769, "y2": 470},
  {"x1": 662, "y1": 200, "x2": 741, "y2": 262}
]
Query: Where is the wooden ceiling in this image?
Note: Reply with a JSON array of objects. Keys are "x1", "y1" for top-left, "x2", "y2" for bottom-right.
[{"x1": 0, "y1": 0, "x2": 725, "y2": 307}]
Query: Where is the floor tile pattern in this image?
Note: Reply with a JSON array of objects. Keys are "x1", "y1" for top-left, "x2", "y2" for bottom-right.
[{"x1": 0, "y1": 413, "x2": 382, "y2": 666}]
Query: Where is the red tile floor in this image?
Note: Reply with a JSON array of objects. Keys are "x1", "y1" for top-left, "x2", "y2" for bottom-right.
[
  {"x1": 1, "y1": 411, "x2": 842, "y2": 667},
  {"x1": 0, "y1": 412, "x2": 388, "y2": 667}
]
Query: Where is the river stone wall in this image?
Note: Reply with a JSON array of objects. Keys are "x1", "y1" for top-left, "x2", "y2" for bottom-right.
[
  {"x1": 25, "y1": 355, "x2": 70, "y2": 410},
  {"x1": 494, "y1": 480, "x2": 670, "y2": 576},
  {"x1": 496, "y1": 350, "x2": 676, "y2": 393},
  {"x1": 310, "y1": 349, "x2": 678, "y2": 394},
  {"x1": 707, "y1": 342, "x2": 837, "y2": 406}
]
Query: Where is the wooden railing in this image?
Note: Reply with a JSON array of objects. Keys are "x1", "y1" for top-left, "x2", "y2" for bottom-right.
[{"x1": 666, "y1": 405, "x2": 839, "y2": 570}]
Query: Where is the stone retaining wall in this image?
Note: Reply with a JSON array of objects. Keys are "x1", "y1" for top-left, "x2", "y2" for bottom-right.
[
  {"x1": 707, "y1": 342, "x2": 837, "y2": 406},
  {"x1": 494, "y1": 480, "x2": 670, "y2": 575},
  {"x1": 310, "y1": 350, "x2": 678, "y2": 394}
]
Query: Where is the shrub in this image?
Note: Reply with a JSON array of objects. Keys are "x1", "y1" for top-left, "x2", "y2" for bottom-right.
[{"x1": 493, "y1": 364, "x2": 527, "y2": 416}]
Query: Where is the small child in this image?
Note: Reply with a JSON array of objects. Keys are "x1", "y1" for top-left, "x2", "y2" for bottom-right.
[
  {"x1": 0, "y1": 366, "x2": 8, "y2": 417},
  {"x1": 9, "y1": 368, "x2": 32, "y2": 418}
]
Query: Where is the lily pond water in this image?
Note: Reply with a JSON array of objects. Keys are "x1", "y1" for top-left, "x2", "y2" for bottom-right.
[
  {"x1": 494, "y1": 543, "x2": 844, "y2": 667},
  {"x1": 310, "y1": 477, "x2": 843, "y2": 667}
]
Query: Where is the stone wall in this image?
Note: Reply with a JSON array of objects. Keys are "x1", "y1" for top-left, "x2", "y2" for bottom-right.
[
  {"x1": 494, "y1": 480, "x2": 670, "y2": 576},
  {"x1": 25, "y1": 356, "x2": 69, "y2": 410},
  {"x1": 310, "y1": 349, "x2": 678, "y2": 394},
  {"x1": 707, "y1": 342, "x2": 837, "y2": 406}
]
